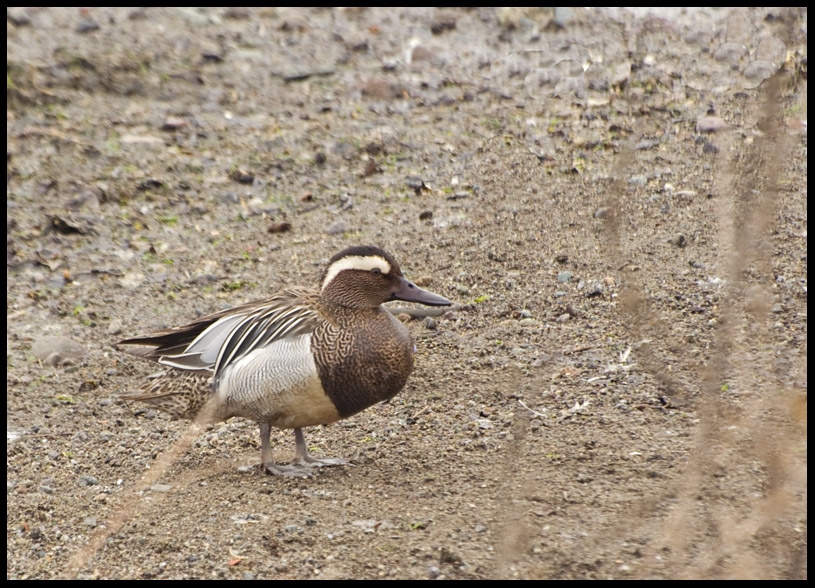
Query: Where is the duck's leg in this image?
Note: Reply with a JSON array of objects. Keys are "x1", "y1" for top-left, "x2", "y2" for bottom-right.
[
  {"x1": 292, "y1": 428, "x2": 350, "y2": 467},
  {"x1": 258, "y1": 422, "x2": 314, "y2": 477}
]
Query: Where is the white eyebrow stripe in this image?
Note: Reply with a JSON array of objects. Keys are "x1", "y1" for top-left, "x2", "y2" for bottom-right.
[{"x1": 321, "y1": 255, "x2": 391, "y2": 291}]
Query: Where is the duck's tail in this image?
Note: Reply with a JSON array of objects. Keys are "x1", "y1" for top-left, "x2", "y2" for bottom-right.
[{"x1": 119, "y1": 370, "x2": 214, "y2": 420}]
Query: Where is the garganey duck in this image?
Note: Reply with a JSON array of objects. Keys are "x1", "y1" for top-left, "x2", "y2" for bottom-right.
[{"x1": 117, "y1": 245, "x2": 451, "y2": 476}]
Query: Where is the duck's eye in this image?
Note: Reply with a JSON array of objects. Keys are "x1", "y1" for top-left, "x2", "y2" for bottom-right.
[{"x1": 370, "y1": 267, "x2": 382, "y2": 276}]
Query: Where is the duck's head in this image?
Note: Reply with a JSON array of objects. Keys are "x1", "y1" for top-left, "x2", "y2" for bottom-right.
[{"x1": 320, "y1": 245, "x2": 452, "y2": 309}]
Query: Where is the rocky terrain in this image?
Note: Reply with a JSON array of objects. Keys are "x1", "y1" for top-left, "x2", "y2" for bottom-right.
[{"x1": 7, "y1": 7, "x2": 807, "y2": 579}]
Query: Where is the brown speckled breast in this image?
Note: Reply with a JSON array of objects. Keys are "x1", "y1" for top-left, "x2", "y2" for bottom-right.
[{"x1": 312, "y1": 305, "x2": 415, "y2": 419}]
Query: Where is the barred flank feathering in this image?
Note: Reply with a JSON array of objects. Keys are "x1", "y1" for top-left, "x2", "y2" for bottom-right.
[
  {"x1": 118, "y1": 370, "x2": 213, "y2": 419},
  {"x1": 117, "y1": 245, "x2": 452, "y2": 476}
]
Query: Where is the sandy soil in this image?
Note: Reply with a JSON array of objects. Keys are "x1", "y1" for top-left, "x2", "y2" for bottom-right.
[{"x1": 7, "y1": 7, "x2": 807, "y2": 579}]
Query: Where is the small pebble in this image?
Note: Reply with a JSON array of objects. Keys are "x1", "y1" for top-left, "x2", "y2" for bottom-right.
[
  {"x1": 230, "y1": 168, "x2": 254, "y2": 184},
  {"x1": 743, "y1": 60, "x2": 778, "y2": 82},
  {"x1": 635, "y1": 139, "x2": 658, "y2": 150},
  {"x1": 7, "y1": 7, "x2": 31, "y2": 26},
  {"x1": 78, "y1": 475, "x2": 99, "y2": 487},
  {"x1": 30, "y1": 336, "x2": 88, "y2": 365},
  {"x1": 106, "y1": 319, "x2": 123, "y2": 336},
  {"x1": 703, "y1": 142, "x2": 719, "y2": 154},
  {"x1": 325, "y1": 220, "x2": 349, "y2": 235},
  {"x1": 268, "y1": 222, "x2": 292, "y2": 234},
  {"x1": 413, "y1": 276, "x2": 433, "y2": 287},
  {"x1": 430, "y1": 14, "x2": 457, "y2": 35},
  {"x1": 696, "y1": 116, "x2": 728, "y2": 133},
  {"x1": 162, "y1": 116, "x2": 187, "y2": 131},
  {"x1": 714, "y1": 42, "x2": 748, "y2": 65},
  {"x1": 405, "y1": 176, "x2": 427, "y2": 194},
  {"x1": 76, "y1": 19, "x2": 100, "y2": 33},
  {"x1": 363, "y1": 159, "x2": 377, "y2": 177}
]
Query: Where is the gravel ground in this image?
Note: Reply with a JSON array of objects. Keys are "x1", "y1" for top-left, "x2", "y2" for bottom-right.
[{"x1": 7, "y1": 7, "x2": 807, "y2": 579}]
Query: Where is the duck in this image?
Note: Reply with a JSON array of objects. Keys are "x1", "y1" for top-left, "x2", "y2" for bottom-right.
[{"x1": 117, "y1": 245, "x2": 452, "y2": 476}]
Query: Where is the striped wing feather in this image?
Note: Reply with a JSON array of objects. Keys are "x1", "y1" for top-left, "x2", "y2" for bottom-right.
[{"x1": 118, "y1": 288, "x2": 320, "y2": 376}]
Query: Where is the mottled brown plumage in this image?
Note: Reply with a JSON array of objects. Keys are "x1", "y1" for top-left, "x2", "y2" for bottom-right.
[{"x1": 118, "y1": 245, "x2": 451, "y2": 476}]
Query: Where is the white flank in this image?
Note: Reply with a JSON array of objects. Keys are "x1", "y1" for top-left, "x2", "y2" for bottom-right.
[
  {"x1": 215, "y1": 333, "x2": 340, "y2": 427},
  {"x1": 321, "y1": 255, "x2": 391, "y2": 292}
]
